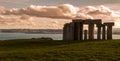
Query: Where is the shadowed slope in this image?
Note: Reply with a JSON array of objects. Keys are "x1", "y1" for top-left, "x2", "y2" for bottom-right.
[{"x1": 0, "y1": 39, "x2": 120, "y2": 61}]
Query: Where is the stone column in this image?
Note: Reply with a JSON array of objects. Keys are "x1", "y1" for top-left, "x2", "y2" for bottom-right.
[
  {"x1": 73, "y1": 22, "x2": 83, "y2": 40},
  {"x1": 73, "y1": 22, "x2": 78, "y2": 40},
  {"x1": 72, "y1": 20, "x2": 83, "y2": 40},
  {"x1": 88, "y1": 24, "x2": 94, "y2": 40},
  {"x1": 63, "y1": 23, "x2": 68, "y2": 40},
  {"x1": 78, "y1": 22, "x2": 83, "y2": 40},
  {"x1": 67, "y1": 24, "x2": 71, "y2": 40},
  {"x1": 76, "y1": 22, "x2": 80, "y2": 40},
  {"x1": 97, "y1": 25, "x2": 102, "y2": 40},
  {"x1": 84, "y1": 30, "x2": 88, "y2": 40},
  {"x1": 63, "y1": 23, "x2": 73, "y2": 40},
  {"x1": 104, "y1": 23, "x2": 114, "y2": 40},
  {"x1": 69, "y1": 23, "x2": 74, "y2": 40},
  {"x1": 102, "y1": 24, "x2": 106, "y2": 40},
  {"x1": 107, "y1": 25, "x2": 112, "y2": 39},
  {"x1": 63, "y1": 25, "x2": 65, "y2": 40},
  {"x1": 71, "y1": 22, "x2": 75, "y2": 40}
]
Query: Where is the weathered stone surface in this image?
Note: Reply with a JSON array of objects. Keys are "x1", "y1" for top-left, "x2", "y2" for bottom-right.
[
  {"x1": 63, "y1": 19, "x2": 114, "y2": 41},
  {"x1": 84, "y1": 30, "x2": 88, "y2": 40},
  {"x1": 63, "y1": 23, "x2": 69, "y2": 40},
  {"x1": 104, "y1": 22, "x2": 114, "y2": 40},
  {"x1": 102, "y1": 24, "x2": 106, "y2": 40},
  {"x1": 97, "y1": 26, "x2": 102, "y2": 40},
  {"x1": 88, "y1": 24, "x2": 94, "y2": 40}
]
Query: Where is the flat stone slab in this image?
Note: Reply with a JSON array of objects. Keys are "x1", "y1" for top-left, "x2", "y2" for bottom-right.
[{"x1": 72, "y1": 19, "x2": 102, "y2": 24}]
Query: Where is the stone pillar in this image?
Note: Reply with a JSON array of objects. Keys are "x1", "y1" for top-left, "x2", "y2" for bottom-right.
[
  {"x1": 77, "y1": 22, "x2": 80, "y2": 40},
  {"x1": 102, "y1": 24, "x2": 106, "y2": 40},
  {"x1": 78, "y1": 22, "x2": 83, "y2": 40},
  {"x1": 73, "y1": 22, "x2": 78, "y2": 40},
  {"x1": 107, "y1": 25, "x2": 112, "y2": 39},
  {"x1": 84, "y1": 30, "x2": 88, "y2": 40},
  {"x1": 71, "y1": 22, "x2": 75, "y2": 40},
  {"x1": 63, "y1": 23, "x2": 72, "y2": 40},
  {"x1": 97, "y1": 25, "x2": 102, "y2": 40},
  {"x1": 72, "y1": 20, "x2": 83, "y2": 40},
  {"x1": 88, "y1": 24, "x2": 94, "y2": 40},
  {"x1": 104, "y1": 23, "x2": 114, "y2": 40},
  {"x1": 63, "y1": 23, "x2": 68, "y2": 40},
  {"x1": 69, "y1": 23, "x2": 74, "y2": 40},
  {"x1": 67, "y1": 24, "x2": 71, "y2": 40}
]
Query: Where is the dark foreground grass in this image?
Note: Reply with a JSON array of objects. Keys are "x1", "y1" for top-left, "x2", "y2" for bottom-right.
[{"x1": 0, "y1": 39, "x2": 120, "y2": 61}]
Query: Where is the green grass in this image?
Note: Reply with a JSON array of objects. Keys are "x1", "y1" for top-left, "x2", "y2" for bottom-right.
[{"x1": 0, "y1": 39, "x2": 120, "y2": 61}]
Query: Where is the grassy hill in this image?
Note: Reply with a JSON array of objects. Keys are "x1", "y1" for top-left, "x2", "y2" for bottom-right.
[{"x1": 0, "y1": 39, "x2": 120, "y2": 61}]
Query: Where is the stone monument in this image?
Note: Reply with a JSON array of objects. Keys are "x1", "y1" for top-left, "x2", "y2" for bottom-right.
[{"x1": 63, "y1": 19, "x2": 114, "y2": 40}]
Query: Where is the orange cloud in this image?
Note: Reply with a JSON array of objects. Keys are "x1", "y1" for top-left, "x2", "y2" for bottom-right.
[
  {"x1": 1, "y1": 4, "x2": 93, "y2": 19},
  {"x1": 0, "y1": 4, "x2": 120, "y2": 19},
  {"x1": 0, "y1": 4, "x2": 120, "y2": 29}
]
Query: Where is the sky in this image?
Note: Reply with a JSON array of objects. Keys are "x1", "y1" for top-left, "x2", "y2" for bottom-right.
[
  {"x1": 0, "y1": 0, "x2": 120, "y2": 8},
  {"x1": 0, "y1": 0, "x2": 120, "y2": 29}
]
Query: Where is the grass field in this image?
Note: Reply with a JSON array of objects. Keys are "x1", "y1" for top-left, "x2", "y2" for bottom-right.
[{"x1": 0, "y1": 39, "x2": 120, "y2": 61}]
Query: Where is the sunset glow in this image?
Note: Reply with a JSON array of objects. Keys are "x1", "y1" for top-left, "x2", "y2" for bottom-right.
[{"x1": 0, "y1": 0, "x2": 120, "y2": 29}]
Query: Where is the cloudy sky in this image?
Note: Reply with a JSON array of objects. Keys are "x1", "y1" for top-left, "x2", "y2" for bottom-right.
[
  {"x1": 0, "y1": 0, "x2": 120, "y2": 29},
  {"x1": 0, "y1": 0, "x2": 120, "y2": 8}
]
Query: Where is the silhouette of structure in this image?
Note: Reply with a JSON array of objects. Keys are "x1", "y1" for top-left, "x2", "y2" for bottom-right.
[{"x1": 63, "y1": 19, "x2": 114, "y2": 40}]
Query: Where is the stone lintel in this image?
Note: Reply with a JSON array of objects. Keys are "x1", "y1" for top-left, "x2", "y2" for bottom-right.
[
  {"x1": 72, "y1": 19, "x2": 102, "y2": 24},
  {"x1": 103, "y1": 22, "x2": 114, "y2": 26},
  {"x1": 72, "y1": 19, "x2": 83, "y2": 22},
  {"x1": 83, "y1": 19, "x2": 102, "y2": 24},
  {"x1": 73, "y1": 19, "x2": 101, "y2": 21}
]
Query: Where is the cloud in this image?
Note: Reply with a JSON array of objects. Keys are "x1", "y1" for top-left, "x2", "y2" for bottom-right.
[
  {"x1": 1, "y1": 4, "x2": 120, "y2": 19},
  {"x1": 0, "y1": 6, "x2": 6, "y2": 13},
  {"x1": 0, "y1": 15, "x2": 71, "y2": 29},
  {"x1": 1, "y1": 4, "x2": 93, "y2": 19},
  {"x1": 80, "y1": 5, "x2": 115, "y2": 16},
  {"x1": 0, "y1": 4, "x2": 120, "y2": 29}
]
